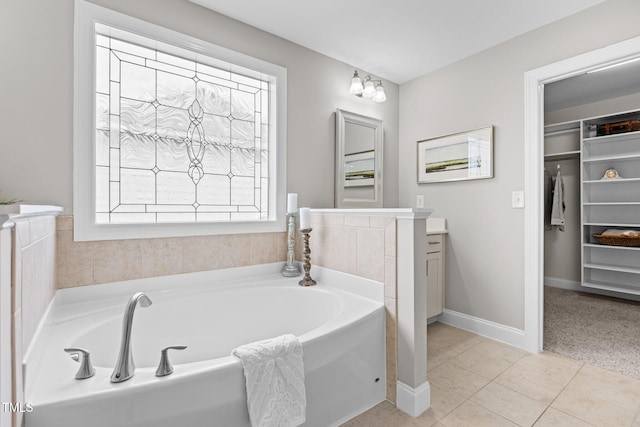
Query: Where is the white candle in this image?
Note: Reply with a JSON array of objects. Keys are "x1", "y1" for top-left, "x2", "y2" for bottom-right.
[
  {"x1": 299, "y1": 207, "x2": 310, "y2": 230},
  {"x1": 287, "y1": 193, "x2": 298, "y2": 214}
]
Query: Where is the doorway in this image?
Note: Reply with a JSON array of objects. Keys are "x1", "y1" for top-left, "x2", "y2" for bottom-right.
[{"x1": 523, "y1": 35, "x2": 640, "y2": 354}]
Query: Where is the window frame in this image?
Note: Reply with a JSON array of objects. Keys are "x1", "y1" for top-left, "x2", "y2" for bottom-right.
[{"x1": 74, "y1": 0, "x2": 287, "y2": 241}]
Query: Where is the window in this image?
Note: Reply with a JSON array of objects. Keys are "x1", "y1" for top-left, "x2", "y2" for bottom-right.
[{"x1": 74, "y1": 1, "x2": 286, "y2": 241}]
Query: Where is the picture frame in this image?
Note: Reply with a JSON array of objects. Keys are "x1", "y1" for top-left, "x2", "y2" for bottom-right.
[
  {"x1": 417, "y1": 125, "x2": 493, "y2": 184},
  {"x1": 343, "y1": 150, "x2": 375, "y2": 187}
]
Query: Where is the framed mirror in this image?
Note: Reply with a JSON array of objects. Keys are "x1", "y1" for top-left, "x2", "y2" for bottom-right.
[{"x1": 335, "y1": 109, "x2": 384, "y2": 208}]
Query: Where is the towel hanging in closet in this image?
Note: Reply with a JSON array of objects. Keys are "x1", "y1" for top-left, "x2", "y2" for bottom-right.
[{"x1": 550, "y1": 167, "x2": 565, "y2": 232}]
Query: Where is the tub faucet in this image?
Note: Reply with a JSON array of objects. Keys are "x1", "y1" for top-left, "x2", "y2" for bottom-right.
[{"x1": 111, "y1": 292, "x2": 152, "y2": 383}]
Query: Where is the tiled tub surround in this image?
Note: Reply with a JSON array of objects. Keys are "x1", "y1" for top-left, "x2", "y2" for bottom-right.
[
  {"x1": 25, "y1": 264, "x2": 385, "y2": 427},
  {"x1": 55, "y1": 216, "x2": 288, "y2": 288},
  {"x1": 305, "y1": 212, "x2": 398, "y2": 402},
  {"x1": 3, "y1": 208, "x2": 62, "y2": 427},
  {"x1": 305, "y1": 209, "x2": 430, "y2": 413}
]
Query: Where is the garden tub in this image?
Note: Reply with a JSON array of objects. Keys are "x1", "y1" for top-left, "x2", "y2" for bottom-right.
[{"x1": 24, "y1": 264, "x2": 385, "y2": 426}]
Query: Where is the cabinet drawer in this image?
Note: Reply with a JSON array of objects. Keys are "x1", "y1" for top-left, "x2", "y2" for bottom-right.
[{"x1": 427, "y1": 234, "x2": 442, "y2": 253}]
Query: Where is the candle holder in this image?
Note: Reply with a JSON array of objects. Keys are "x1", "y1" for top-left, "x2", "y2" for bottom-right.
[
  {"x1": 298, "y1": 228, "x2": 317, "y2": 287},
  {"x1": 282, "y1": 213, "x2": 301, "y2": 277}
]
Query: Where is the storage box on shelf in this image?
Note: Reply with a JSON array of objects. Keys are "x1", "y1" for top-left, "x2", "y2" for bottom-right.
[{"x1": 581, "y1": 110, "x2": 640, "y2": 295}]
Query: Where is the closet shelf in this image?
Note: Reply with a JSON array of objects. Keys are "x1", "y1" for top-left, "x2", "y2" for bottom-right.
[
  {"x1": 582, "y1": 153, "x2": 640, "y2": 163},
  {"x1": 583, "y1": 130, "x2": 640, "y2": 144},
  {"x1": 583, "y1": 202, "x2": 640, "y2": 206},
  {"x1": 584, "y1": 263, "x2": 640, "y2": 275},
  {"x1": 584, "y1": 222, "x2": 640, "y2": 227},
  {"x1": 544, "y1": 150, "x2": 580, "y2": 161},
  {"x1": 544, "y1": 128, "x2": 580, "y2": 137},
  {"x1": 583, "y1": 177, "x2": 640, "y2": 184},
  {"x1": 583, "y1": 243, "x2": 640, "y2": 251},
  {"x1": 582, "y1": 281, "x2": 640, "y2": 296},
  {"x1": 545, "y1": 120, "x2": 580, "y2": 135}
]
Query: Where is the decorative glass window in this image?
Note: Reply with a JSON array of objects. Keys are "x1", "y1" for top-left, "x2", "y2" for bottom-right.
[
  {"x1": 95, "y1": 29, "x2": 271, "y2": 224},
  {"x1": 74, "y1": 1, "x2": 286, "y2": 241}
]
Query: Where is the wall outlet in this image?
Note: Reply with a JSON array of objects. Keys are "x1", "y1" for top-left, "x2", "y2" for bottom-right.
[
  {"x1": 512, "y1": 191, "x2": 525, "y2": 208},
  {"x1": 416, "y1": 195, "x2": 425, "y2": 208}
]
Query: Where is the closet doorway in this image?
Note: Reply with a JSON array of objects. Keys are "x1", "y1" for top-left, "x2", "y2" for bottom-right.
[
  {"x1": 523, "y1": 35, "x2": 640, "y2": 356},
  {"x1": 542, "y1": 64, "x2": 640, "y2": 379}
]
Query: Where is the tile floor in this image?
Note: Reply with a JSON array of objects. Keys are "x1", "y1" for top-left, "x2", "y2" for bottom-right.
[{"x1": 342, "y1": 322, "x2": 640, "y2": 426}]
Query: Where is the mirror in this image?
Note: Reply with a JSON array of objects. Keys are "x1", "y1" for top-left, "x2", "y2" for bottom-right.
[{"x1": 335, "y1": 109, "x2": 384, "y2": 208}]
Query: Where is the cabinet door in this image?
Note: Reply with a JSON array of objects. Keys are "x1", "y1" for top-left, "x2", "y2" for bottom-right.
[{"x1": 426, "y1": 252, "x2": 442, "y2": 318}]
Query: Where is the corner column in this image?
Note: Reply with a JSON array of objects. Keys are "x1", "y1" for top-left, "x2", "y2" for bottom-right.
[{"x1": 395, "y1": 211, "x2": 429, "y2": 417}]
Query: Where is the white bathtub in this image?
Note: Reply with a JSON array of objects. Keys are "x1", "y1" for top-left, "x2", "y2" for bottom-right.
[{"x1": 24, "y1": 264, "x2": 385, "y2": 427}]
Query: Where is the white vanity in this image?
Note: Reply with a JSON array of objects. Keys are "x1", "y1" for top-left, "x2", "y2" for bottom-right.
[{"x1": 426, "y1": 218, "x2": 447, "y2": 319}]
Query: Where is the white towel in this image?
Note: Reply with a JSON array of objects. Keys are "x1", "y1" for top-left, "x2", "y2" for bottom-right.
[
  {"x1": 551, "y1": 169, "x2": 565, "y2": 232},
  {"x1": 232, "y1": 334, "x2": 306, "y2": 427}
]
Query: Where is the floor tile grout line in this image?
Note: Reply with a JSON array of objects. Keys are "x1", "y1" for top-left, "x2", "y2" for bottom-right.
[
  {"x1": 462, "y1": 397, "x2": 521, "y2": 427},
  {"x1": 548, "y1": 357, "x2": 640, "y2": 424},
  {"x1": 470, "y1": 371, "x2": 550, "y2": 427},
  {"x1": 424, "y1": 381, "x2": 468, "y2": 422},
  {"x1": 542, "y1": 360, "x2": 591, "y2": 425}
]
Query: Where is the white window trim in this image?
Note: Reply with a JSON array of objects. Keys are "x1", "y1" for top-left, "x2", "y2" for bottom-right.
[{"x1": 74, "y1": 0, "x2": 287, "y2": 241}]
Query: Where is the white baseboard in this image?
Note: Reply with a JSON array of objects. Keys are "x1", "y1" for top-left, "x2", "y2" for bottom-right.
[
  {"x1": 544, "y1": 276, "x2": 640, "y2": 302},
  {"x1": 544, "y1": 276, "x2": 581, "y2": 291},
  {"x1": 427, "y1": 314, "x2": 441, "y2": 325},
  {"x1": 438, "y1": 309, "x2": 526, "y2": 350},
  {"x1": 396, "y1": 381, "x2": 430, "y2": 418}
]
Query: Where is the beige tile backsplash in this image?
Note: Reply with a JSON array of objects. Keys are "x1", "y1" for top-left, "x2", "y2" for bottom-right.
[{"x1": 55, "y1": 216, "x2": 287, "y2": 288}]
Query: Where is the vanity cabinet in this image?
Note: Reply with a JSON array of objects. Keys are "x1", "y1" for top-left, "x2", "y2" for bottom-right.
[
  {"x1": 426, "y1": 233, "x2": 445, "y2": 318},
  {"x1": 581, "y1": 110, "x2": 640, "y2": 295}
]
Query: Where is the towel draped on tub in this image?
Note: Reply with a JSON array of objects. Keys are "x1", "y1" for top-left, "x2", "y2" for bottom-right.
[{"x1": 232, "y1": 334, "x2": 306, "y2": 427}]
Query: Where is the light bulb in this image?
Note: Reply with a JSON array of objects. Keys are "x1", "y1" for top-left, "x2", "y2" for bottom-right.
[
  {"x1": 373, "y1": 84, "x2": 386, "y2": 103},
  {"x1": 362, "y1": 80, "x2": 376, "y2": 98},
  {"x1": 349, "y1": 71, "x2": 363, "y2": 95}
]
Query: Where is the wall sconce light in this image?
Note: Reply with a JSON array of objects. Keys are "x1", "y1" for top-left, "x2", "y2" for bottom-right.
[{"x1": 349, "y1": 70, "x2": 386, "y2": 103}]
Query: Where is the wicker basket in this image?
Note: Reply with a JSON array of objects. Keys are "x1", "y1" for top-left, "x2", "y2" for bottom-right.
[{"x1": 593, "y1": 234, "x2": 640, "y2": 247}]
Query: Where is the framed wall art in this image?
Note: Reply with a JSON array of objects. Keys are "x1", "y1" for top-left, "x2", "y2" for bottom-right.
[{"x1": 417, "y1": 126, "x2": 493, "y2": 184}]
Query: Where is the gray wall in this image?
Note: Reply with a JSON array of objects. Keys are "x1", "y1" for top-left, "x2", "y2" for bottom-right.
[
  {"x1": 0, "y1": 0, "x2": 399, "y2": 212},
  {"x1": 399, "y1": 0, "x2": 640, "y2": 329}
]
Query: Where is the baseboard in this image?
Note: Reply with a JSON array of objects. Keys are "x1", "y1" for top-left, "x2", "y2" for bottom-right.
[
  {"x1": 396, "y1": 381, "x2": 430, "y2": 418},
  {"x1": 545, "y1": 276, "x2": 640, "y2": 302},
  {"x1": 427, "y1": 314, "x2": 441, "y2": 325},
  {"x1": 544, "y1": 276, "x2": 581, "y2": 291},
  {"x1": 439, "y1": 309, "x2": 526, "y2": 350}
]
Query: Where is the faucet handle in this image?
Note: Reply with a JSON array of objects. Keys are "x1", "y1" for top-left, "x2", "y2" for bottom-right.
[
  {"x1": 64, "y1": 348, "x2": 96, "y2": 380},
  {"x1": 155, "y1": 345, "x2": 187, "y2": 377}
]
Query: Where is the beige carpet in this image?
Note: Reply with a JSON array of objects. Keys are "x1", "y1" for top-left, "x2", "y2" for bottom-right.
[{"x1": 544, "y1": 285, "x2": 640, "y2": 380}]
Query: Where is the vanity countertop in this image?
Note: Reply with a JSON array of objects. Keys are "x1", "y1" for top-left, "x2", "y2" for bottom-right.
[
  {"x1": 427, "y1": 229, "x2": 448, "y2": 235},
  {"x1": 426, "y1": 217, "x2": 447, "y2": 235}
]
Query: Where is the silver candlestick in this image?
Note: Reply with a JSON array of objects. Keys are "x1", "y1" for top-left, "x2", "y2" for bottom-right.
[
  {"x1": 282, "y1": 213, "x2": 302, "y2": 277},
  {"x1": 298, "y1": 228, "x2": 317, "y2": 286}
]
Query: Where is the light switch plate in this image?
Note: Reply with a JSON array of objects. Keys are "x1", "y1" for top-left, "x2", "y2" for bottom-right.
[
  {"x1": 512, "y1": 191, "x2": 525, "y2": 208},
  {"x1": 416, "y1": 195, "x2": 424, "y2": 208}
]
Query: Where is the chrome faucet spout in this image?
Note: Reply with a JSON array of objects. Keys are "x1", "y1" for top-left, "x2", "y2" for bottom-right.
[{"x1": 110, "y1": 292, "x2": 152, "y2": 383}]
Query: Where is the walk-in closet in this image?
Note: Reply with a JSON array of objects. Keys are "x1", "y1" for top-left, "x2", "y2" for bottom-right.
[{"x1": 543, "y1": 60, "x2": 640, "y2": 379}]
